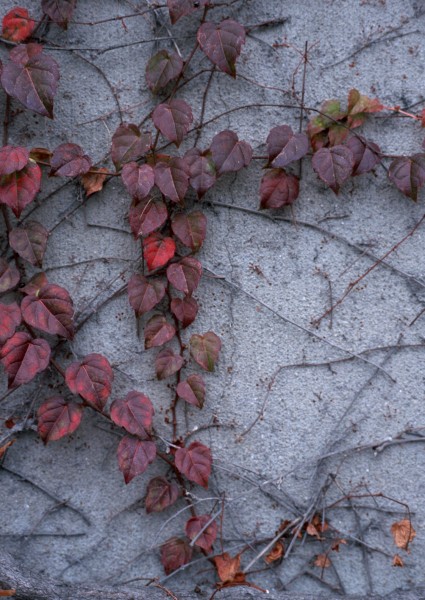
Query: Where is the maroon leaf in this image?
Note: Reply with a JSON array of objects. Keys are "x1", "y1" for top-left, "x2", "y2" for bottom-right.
[
  {"x1": 21, "y1": 272, "x2": 48, "y2": 296},
  {"x1": 161, "y1": 537, "x2": 192, "y2": 575},
  {"x1": 41, "y1": 0, "x2": 76, "y2": 29},
  {"x1": 210, "y1": 130, "x2": 252, "y2": 176},
  {"x1": 110, "y1": 391, "x2": 154, "y2": 437},
  {"x1": 312, "y1": 145, "x2": 355, "y2": 194},
  {"x1": 37, "y1": 396, "x2": 83, "y2": 443},
  {"x1": 9, "y1": 221, "x2": 48, "y2": 267},
  {"x1": 345, "y1": 136, "x2": 381, "y2": 176},
  {"x1": 167, "y1": 257, "x2": 202, "y2": 295},
  {"x1": 50, "y1": 143, "x2": 92, "y2": 177},
  {"x1": 129, "y1": 197, "x2": 168, "y2": 238},
  {"x1": 1, "y1": 43, "x2": 60, "y2": 118},
  {"x1": 0, "y1": 302, "x2": 21, "y2": 345},
  {"x1": 121, "y1": 163, "x2": 155, "y2": 200},
  {"x1": 388, "y1": 154, "x2": 425, "y2": 201},
  {"x1": 111, "y1": 123, "x2": 151, "y2": 170},
  {"x1": 21, "y1": 283, "x2": 74, "y2": 339},
  {"x1": 175, "y1": 440, "x2": 212, "y2": 488},
  {"x1": 128, "y1": 274, "x2": 165, "y2": 316},
  {"x1": 154, "y1": 157, "x2": 189, "y2": 203},
  {"x1": 117, "y1": 435, "x2": 156, "y2": 484},
  {"x1": 266, "y1": 125, "x2": 309, "y2": 167},
  {"x1": 0, "y1": 146, "x2": 29, "y2": 175},
  {"x1": 0, "y1": 160, "x2": 42, "y2": 217},
  {"x1": 146, "y1": 50, "x2": 183, "y2": 93},
  {"x1": 0, "y1": 258, "x2": 20, "y2": 293},
  {"x1": 186, "y1": 515, "x2": 217, "y2": 551},
  {"x1": 145, "y1": 314, "x2": 176, "y2": 349},
  {"x1": 197, "y1": 19, "x2": 246, "y2": 77},
  {"x1": 2, "y1": 8, "x2": 35, "y2": 43},
  {"x1": 65, "y1": 353, "x2": 113, "y2": 410},
  {"x1": 0, "y1": 332, "x2": 50, "y2": 388},
  {"x1": 190, "y1": 331, "x2": 221, "y2": 371},
  {"x1": 152, "y1": 99, "x2": 193, "y2": 147},
  {"x1": 259, "y1": 169, "x2": 299, "y2": 209},
  {"x1": 171, "y1": 211, "x2": 207, "y2": 251},
  {"x1": 170, "y1": 296, "x2": 198, "y2": 328},
  {"x1": 155, "y1": 347, "x2": 184, "y2": 380},
  {"x1": 167, "y1": 0, "x2": 208, "y2": 24},
  {"x1": 176, "y1": 374, "x2": 205, "y2": 408},
  {"x1": 145, "y1": 476, "x2": 180, "y2": 513},
  {"x1": 143, "y1": 233, "x2": 176, "y2": 271},
  {"x1": 185, "y1": 148, "x2": 216, "y2": 198}
]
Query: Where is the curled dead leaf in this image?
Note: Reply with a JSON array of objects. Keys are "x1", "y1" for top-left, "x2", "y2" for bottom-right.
[
  {"x1": 264, "y1": 540, "x2": 284, "y2": 564},
  {"x1": 393, "y1": 554, "x2": 404, "y2": 567},
  {"x1": 391, "y1": 519, "x2": 416, "y2": 551},
  {"x1": 314, "y1": 553, "x2": 331, "y2": 568}
]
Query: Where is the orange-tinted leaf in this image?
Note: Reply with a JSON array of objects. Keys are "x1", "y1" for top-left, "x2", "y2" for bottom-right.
[
  {"x1": 175, "y1": 440, "x2": 212, "y2": 488},
  {"x1": 265, "y1": 541, "x2": 284, "y2": 564},
  {"x1": 210, "y1": 130, "x2": 252, "y2": 176},
  {"x1": 41, "y1": 0, "x2": 76, "y2": 29},
  {"x1": 37, "y1": 396, "x2": 83, "y2": 443},
  {"x1": 267, "y1": 125, "x2": 309, "y2": 167},
  {"x1": 347, "y1": 88, "x2": 383, "y2": 128},
  {"x1": 259, "y1": 169, "x2": 299, "y2": 209},
  {"x1": 110, "y1": 391, "x2": 154, "y2": 437},
  {"x1": 152, "y1": 99, "x2": 193, "y2": 147},
  {"x1": 331, "y1": 538, "x2": 347, "y2": 552},
  {"x1": 111, "y1": 123, "x2": 151, "y2": 170},
  {"x1": 388, "y1": 154, "x2": 425, "y2": 201},
  {"x1": 0, "y1": 160, "x2": 41, "y2": 217},
  {"x1": 393, "y1": 554, "x2": 404, "y2": 567},
  {"x1": 0, "y1": 440, "x2": 15, "y2": 460},
  {"x1": 391, "y1": 519, "x2": 416, "y2": 550},
  {"x1": 186, "y1": 514, "x2": 217, "y2": 551},
  {"x1": 345, "y1": 136, "x2": 381, "y2": 176},
  {"x1": 0, "y1": 302, "x2": 21, "y2": 345},
  {"x1": 50, "y1": 143, "x2": 92, "y2": 177},
  {"x1": 65, "y1": 353, "x2": 113, "y2": 410},
  {"x1": 197, "y1": 19, "x2": 246, "y2": 77},
  {"x1": 146, "y1": 49, "x2": 183, "y2": 93},
  {"x1": 129, "y1": 197, "x2": 168, "y2": 238},
  {"x1": 0, "y1": 258, "x2": 20, "y2": 293},
  {"x1": 121, "y1": 162, "x2": 154, "y2": 200},
  {"x1": 9, "y1": 221, "x2": 48, "y2": 267},
  {"x1": 154, "y1": 157, "x2": 189, "y2": 203},
  {"x1": 145, "y1": 476, "x2": 180, "y2": 513},
  {"x1": 128, "y1": 274, "x2": 165, "y2": 316},
  {"x1": 161, "y1": 537, "x2": 192, "y2": 575},
  {"x1": 2, "y1": 8, "x2": 35, "y2": 43},
  {"x1": 145, "y1": 314, "x2": 176, "y2": 349},
  {"x1": 214, "y1": 552, "x2": 241, "y2": 583},
  {"x1": 0, "y1": 146, "x2": 29, "y2": 175},
  {"x1": 21, "y1": 283, "x2": 74, "y2": 339},
  {"x1": 143, "y1": 233, "x2": 176, "y2": 271},
  {"x1": 117, "y1": 435, "x2": 156, "y2": 484},
  {"x1": 0, "y1": 332, "x2": 50, "y2": 388},
  {"x1": 170, "y1": 295, "x2": 198, "y2": 328},
  {"x1": 155, "y1": 347, "x2": 184, "y2": 380},
  {"x1": 314, "y1": 554, "x2": 331, "y2": 568},
  {"x1": 81, "y1": 167, "x2": 108, "y2": 197},
  {"x1": 185, "y1": 148, "x2": 216, "y2": 198},
  {"x1": 190, "y1": 331, "x2": 221, "y2": 371},
  {"x1": 171, "y1": 211, "x2": 207, "y2": 251},
  {"x1": 166, "y1": 257, "x2": 202, "y2": 295},
  {"x1": 312, "y1": 145, "x2": 354, "y2": 194},
  {"x1": 176, "y1": 374, "x2": 205, "y2": 408}
]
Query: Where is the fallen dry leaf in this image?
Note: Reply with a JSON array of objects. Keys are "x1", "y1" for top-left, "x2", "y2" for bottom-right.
[
  {"x1": 331, "y1": 538, "x2": 347, "y2": 552},
  {"x1": 81, "y1": 167, "x2": 108, "y2": 197},
  {"x1": 391, "y1": 519, "x2": 416, "y2": 551},
  {"x1": 0, "y1": 439, "x2": 15, "y2": 460},
  {"x1": 214, "y1": 552, "x2": 241, "y2": 583},
  {"x1": 264, "y1": 540, "x2": 284, "y2": 564},
  {"x1": 314, "y1": 553, "x2": 331, "y2": 568},
  {"x1": 392, "y1": 554, "x2": 404, "y2": 567}
]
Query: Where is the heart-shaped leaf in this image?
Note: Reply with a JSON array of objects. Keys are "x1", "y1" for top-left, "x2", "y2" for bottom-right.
[
  {"x1": 345, "y1": 136, "x2": 381, "y2": 176},
  {"x1": 143, "y1": 233, "x2": 176, "y2": 271},
  {"x1": 128, "y1": 274, "x2": 165, "y2": 316},
  {"x1": 190, "y1": 331, "x2": 221, "y2": 371},
  {"x1": 117, "y1": 436, "x2": 156, "y2": 484},
  {"x1": 167, "y1": 0, "x2": 208, "y2": 24},
  {"x1": 267, "y1": 125, "x2": 309, "y2": 167},
  {"x1": 121, "y1": 162, "x2": 155, "y2": 200},
  {"x1": 154, "y1": 157, "x2": 189, "y2": 203},
  {"x1": 210, "y1": 130, "x2": 252, "y2": 176},
  {"x1": 347, "y1": 88, "x2": 383, "y2": 128},
  {"x1": 146, "y1": 50, "x2": 183, "y2": 93},
  {"x1": 186, "y1": 515, "x2": 217, "y2": 551},
  {"x1": 111, "y1": 123, "x2": 151, "y2": 170},
  {"x1": 145, "y1": 476, "x2": 180, "y2": 513},
  {"x1": 170, "y1": 296, "x2": 198, "y2": 328},
  {"x1": 185, "y1": 148, "x2": 216, "y2": 198},
  {"x1": 152, "y1": 99, "x2": 193, "y2": 147},
  {"x1": 38, "y1": 396, "x2": 83, "y2": 443},
  {"x1": 259, "y1": 169, "x2": 300, "y2": 209},
  {"x1": 41, "y1": 0, "x2": 76, "y2": 29},
  {"x1": 0, "y1": 302, "x2": 21, "y2": 345},
  {"x1": 145, "y1": 314, "x2": 176, "y2": 349},
  {"x1": 167, "y1": 257, "x2": 202, "y2": 295},
  {"x1": 176, "y1": 374, "x2": 205, "y2": 408},
  {"x1": 0, "y1": 160, "x2": 42, "y2": 217},
  {"x1": 155, "y1": 347, "x2": 184, "y2": 380},
  {"x1": 50, "y1": 143, "x2": 92, "y2": 177},
  {"x1": 81, "y1": 167, "x2": 108, "y2": 197},
  {"x1": 0, "y1": 146, "x2": 29, "y2": 175},
  {"x1": 312, "y1": 145, "x2": 354, "y2": 194},
  {"x1": 65, "y1": 353, "x2": 113, "y2": 410},
  {"x1": 171, "y1": 211, "x2": 207, "y2": 251},
  {"x1": 0, "y1": 332, "x2": 50, "y2": 388},
  {"x1": 0, "y1": 258, "x2": 20, "y2": 293},
  {"x1": 161, "y1": 537, "x2": 192, "y2": 575},
  {"x1": 110, "y1": 391, "x2": 154, "y2": 438},
  {"x1": 197, "y1": 19, "x2": 246, "y2": 77},
  {"x1": 388, "y1": 154, "x2": 425, "y2": 201},
  {"x1": 21, "y1": 283, "x2": 74, "y2": 339},
  {"x1": 129, "y1": 197, "x2": 168, "y2": 238},
  {"x1": 175, "y1": 440, "x2": 212, "y2": 488},
  {"x1": 2, "y1": 8, "x2": 35, "y2": 43},
  {"x1": 9, "y1": 221, "x2": 49, "y2": 267}
]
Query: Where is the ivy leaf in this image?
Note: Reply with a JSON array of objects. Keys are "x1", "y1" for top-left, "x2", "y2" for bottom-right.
[
  {"x1": 0, "y1": 332, "x2": 50, "y2": 388},
  {"x1": 190, "y1": 331, "x2": 221, "y2": 371},
  {"x1": 167, "y1": 0, "x2": 208, "y2": 24},
  {"x1": 50, "y1": 143, "x2": 92, "y2": 177},
  {"x1": 170, "y1": 296, "x2": 198, "y2": 328},
  {"x1": 161, "y1": 537, "x2": 192, "y2": 575},
  {"x1": 21, "y1": 272, "x2": 48, "y2": 296},
  {"x1": 186, "y1": 515, "x2": 217, "y2": 551},
  {"x1": 145, "y1": 314, "x2": 176, "y2": 349},
  {"x1": 347, "y1": 88, "x2": 383, "y2": 128},
  {"x1": 175, "y1": 440, "x2": 212, "y2": 488},
  {"x1": 21, "y1": 283, "x2": 74, "y2": 340},
  {"x1": 0, "y1": 160, "x2": 42, "y2": 217},
  {"x1": 1, "y1": 43, "x2": 60, "y2": 118},
  {"x1": 259, "y1": 169, "x2": 299, "y2": 209},
  {"x1": 171, "y1": 211, "x2": 207, "y2": 251},
  {"x1": 0, "y1": 302, "x2": 21, "y2": 345},
  {"x1": 345, "y1": 136, "x2": 381, "y2": 176},
  {"x1": 0, "y1": 258, "x2": 20, "y2": 293},
  {"x1": 127, "y1": 274, "x2": 165, "y2": 316},
  {"x1": 146, "y1": 50, "x2": 183, "y2": 93},
  {"x1": 145, "y1": 477, "x2": 180, "y2": 513},
  {"x1": 9, "y1": 220, "x2": 49, "y2": 267},
  {"x1": 0, "y1": 146, "x2": 29, "y2": 175},
  {"x1": 210, "y1": 130, "x2": 252, "y2": 176},
  {"x1": 155, "y1": 347, "x2": 184, "y2": 380},
  {"x1": 65, "y1": 353, "x2": 113, "y2": 411},
  {"x1": 2, "y1": 8, "x2": 35, "y2": 43},
  {"x1": 154, "y1": 157, "x2": 189, "y2": 203},
  {"x1": 197, "y1": 19, "x2": 246, "y2": 77},
  {"x1": 41, "y1": 0, "x2": 76, "y2": 29},
  {"x1": 111, "y1": 123, "x2": 151, "y2": 170},
  {"x1": 307, "y1": 99, "x2": 347, "y2": 151},
  {"x1": 117, "y1": 435, "x2": 156, "y2": 484},
  {"x1": 129, "y1": 197, "x2": 168, "y2": 238},
  {"x1": 143, "y1": 233, "x2": 176, "y2": 271},
  {"x1": 312, "y1": 145, "x2": 354, "y2": 194},
  {"x1": 214, "y1": 552, "x2": 241, "y2": 584},
  {"x1": 176, "y1": 374, "x2": 205, "y2": 408},
  {"x1": 185, "y1": 148, "x2": 216, "y2": 198},
  {"x1": 37, "y1": 396, "x2": 83, "y2": 443},
  {"x1": 152, "y1": 99, "x2": 193, "y2": 147},
  {"x1": 388, "y1": 154, "x2": 425, "y2": 201},
  {"x1": 267, "y1": 126, "x2": 309, "y2": 167},
  {"x1": 110, "y1": 391, "x2": 154, "y2": 438},
  {"x1": 121, "y1": 163, "x2": 155, "y2": 200},
  {"x1": 167, "y1": 257, "x2": 202, "y2": 295},
  {"x1": 81, "y1": 167, "x2": 108, "y2": 197}
]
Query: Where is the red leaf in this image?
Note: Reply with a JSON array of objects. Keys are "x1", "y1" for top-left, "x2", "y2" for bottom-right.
[
  {"x1": 9, "y1": 221, "x2": 48, "y2": 267},
  {"x1": 145, "y1": 314, "x2": 176, "y2": 349},
  {"x1": 186, "y1": 515, "x2": 217, "y2": 551},
  {"x1": 185, "y1": 148, "x2": 216, "y2": 198},
  {"x1": 110, "y1": 391, "x2": 154, "y2": 437},
  {"x1": 161, "y1": 537, "x2": 192, "y2": 575},
  {"x1": 167, "y1": 0, "x2": 208, "y2": 24},
  {"x1": 50, "y1": 143, "x2": 92, "y2": 177},
  {"x1": 170, "y1": 296, "x2": 198, "y2": 328},
  {"x1": 117, "y1": 435, "x2": 156, "y2": 484},
  {"x1": 129, "y1": 197, "x2": 168, "y2": 238},
  {"x1": 155, "y1": 347, "x2": 184, "y2": 380},
  {"x1": 0, "y1": 258, "x2": 20, "y2": 293},
  {"x1": 152, "y1": 99, "x2": 193, "y2": 147},
  {"x1": 388, "y1": 154, "x2": 425, "y2": 201},
  {"x1": 121, "y1": 163, "x2": 155, "y2": 200},
  {"x1": 65, "y1": 353, "x2": 113, "y2": 410},
  {"x1": 312, "y1": 145, "x2": 354, "y2": 194},
  {"x1": 176, "y1": 374, "x2": 205, "y2": 408},
  {"x1": 127, "y1": 274, "x2": 165, "y2": 316},
  {"x1": 171, "y1": 211, "x2": 207, "y2": 251},
  {"x1": 0, "y1": 160, "x2": 41, "y2": 217},
  {"x1": 347, "y1": 88, "x2": 383, "y2": 128},
  {"x1": 345, "y1": 136, "x2": 381, "y2": 176},
  {"x1": 259, "y1": 169, "x2": 299, "y2": 209},
  {"x1": 145, "y1": 476, "x2": 180, "y2": 513},
  {"x1": 41, "y1": 0, "x2": 76, "y2": 29},
  {"x1": 190, "y1": 331, "x2": 221, "y2": 371},
  {"x1": 143, "y1": 233, "x2": 176, "y2": 271},
  {"x1": 81, "y1": 167, "x2": 108, "y2": 197},
  {"x1": 2, "y1": 8, "x2": 35, "y2": 43},
  {"x1": 111, "y1": 123, "x2": 151, "y2": 170},
  {"x1": 154, "y1": 157, "x2": 189, "y2": 203},
  {"x1": 210, "y1": 130, "x2": 252, "y2": 176},
  {"x1": 266, "y1": 126, "x2": 309, "y2": 167},
  {"x1": 197, "y1": 19, "x2": 246, "y2": 77},
  {"x1": 1, "y1": 43, "x2": 60, "y2": 118},
  {"x1": 21, "y1": 272, "x2": 48, "y2": 296},
  {"x1": 146, "y1": 50, "x2": 183, "y2": 93},
  {"x1": 0, "y1": 332, "x2": 50, "y2": 388},
  {"x1": 175, "y1": 441, "x2": 212, "y2": 488},
  {"x1": 0, "y1": 302, "x2": 21, "y2": 345},
  {"x1": 21, "y1": 283, "x2": 74, "y2": 339},
  {"x1": 167, "y1": 257, "x2": 202, "y2": 295},
  {"x1": 0, "y1": 146, "x2": 29, "y2": 175},
  {"x1": 37, "y1": 396, "x2": 83, "y2": 443}
]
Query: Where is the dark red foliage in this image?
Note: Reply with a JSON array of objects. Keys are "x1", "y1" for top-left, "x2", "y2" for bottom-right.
[
  {"x1": 117, "y1": 435, "x2": 156, "y2": 484},
  {"x1": 144, "y1": 314, "x2": 176, "y2": 349},
  {"x1": 37, "y1": 396, "x2": 83, "y2": 443},
  {"x1": 0, "y1": 146, "x2": 29, "y2": 175},
  {"x1": 129, "y1": 197, "x2": 168, "y2": 238},
  {"x1": 146, "y1": 50, "x2": 183, "y2": 93},
  {"x1": 170, "y1": 295, "x2": 198, "y2": 328},
  {"x1": 155, "y1": 347, "x2": 184, "y2": 380},
  {"x1": 0, "y1": 332, "x2": 50, "y2": 388},
  {"x1": 41, "y1": 0, "x2": 76, "y2": 29},
  {"x1": 50, "y1": 143, "x2": 92, "y2": 177},
  {"x1": 189, "y1": 331, "x2": 221, "y2": 371},
  {"x1": 21, "y1": 283, "x2": 74, "y2": 339},
  {"x1": 0, "y1": 258, "x2": 20, "y2": 293},
  {"x1": 0, "y1": 160, "x2": 42, "y2": 217},
  {"x1": 345, "y1": 136, "x2": 381, "y2": 176},
  {"x1": 312, "y1": 145, "x2": 354, "y2": 194},
  {"x1": 185, "y1": 514, "x2": 217, "y2": 551},
  {"x1": 210, "y1": 130, "x2": 252, "y2": 176},
  {"x1": 175, "y1": 440, "x2": 212, "y2": 488},
  {"x1": 127, "y1": 274, "x2": 165, "y2": 316},
  {"x1": 2, "y1": 8, "x2": 35, "y2": 42},
  {"x1": 65, "y1": 353, "x2": 113, "y2": 410},
  {"x1": 167, "y1": 0, "x2": 208, "y2": 24},
  {"x1": 111, "y1": 123, "x2": 151, "y2": 169},
  {"x1": 166, "y1": 257, "x2": 202, "y2": 295},
  {"x1": 110, "y1": 391, "x2": 154, "y2": 438},
  {"x1": 121, "y1": 163, "x2": 155, "y2": 200},
  {"x1": 388, "y1": 154, "x2": 425, "y2": 201},
  {"x1": 266, "y1": 125, "x2": 309, "y2": 167},
  {"x1": 259, "y1": 169, "x2": 299, "y2": 209},
  {"x1": 0, "y1": 302, "x2": 21, "y2": 345},
  {"x1": 171, "y1": 211, "x2": 207, "y2": 251},
  {"x1": 176, "y1": 374, "x2": 205, "y2": 408},
  {"x1": 197, "y1": 19, "x2": 245, "y2": 77},
  {"x1": 9, "y1": 221, "x2": 49, "y2": 267},
  {"x1": 152, "y1": 99, "x2": 193, "y2": 146},
  {"x1": 185, "y1": 148, "x2": 216, "y2": 198},
  {"x1": 154, "y1": 157, "x2": 190, "y2": 203},
  {"x1": 160, "y1": 537, "x2": 192, "y2": 575},
  {"x1": 145, "y1": 476, "x2": 180, "y2": 513},
  {"x1": 143, "y1": 233, "x2": 176, "y2": 271}
]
